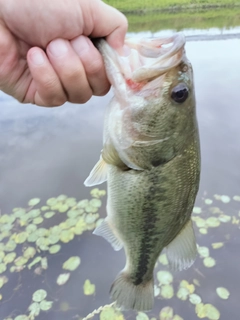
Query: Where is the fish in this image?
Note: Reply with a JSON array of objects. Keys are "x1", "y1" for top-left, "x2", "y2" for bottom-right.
[{"x1": 84, "y1": 33, "x2": 201, "y2": 311}]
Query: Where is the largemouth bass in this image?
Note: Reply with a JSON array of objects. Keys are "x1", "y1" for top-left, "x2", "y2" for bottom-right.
[{"x1": 84, "y1": 33, "x2": 200, "y2": 311}]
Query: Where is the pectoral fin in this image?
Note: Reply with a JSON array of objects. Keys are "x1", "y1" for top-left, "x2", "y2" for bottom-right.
[
  {"x1": 84, "y1": 155, "x2": 107, "y2": 187},
  {"x1": 93, "y1": 218, "x2": 123, "y2": 251},
  {"x1": 166, "y1": 219, "x2": 197, "y2": 271}
]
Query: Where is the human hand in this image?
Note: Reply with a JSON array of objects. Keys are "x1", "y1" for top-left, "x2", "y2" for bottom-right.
[{"x1": 0, "y1": 0, "x2": 127, "y2": 106}]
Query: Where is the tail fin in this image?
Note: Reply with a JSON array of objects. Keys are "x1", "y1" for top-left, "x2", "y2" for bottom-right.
[{"x1": 110, "y1": 272, "x2": 154, "y2": 311}]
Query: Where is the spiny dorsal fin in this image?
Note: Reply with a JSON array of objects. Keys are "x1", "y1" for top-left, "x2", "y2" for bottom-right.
[
  {"x1": 166, "y1": 219, "x2": 197, "y2": 271},
  {"x1": 93, "y1": 218, "x2": 123, "y2": 251},
  {"x1": 84, "y1": 155, "x2": 107, "y2": 187}
]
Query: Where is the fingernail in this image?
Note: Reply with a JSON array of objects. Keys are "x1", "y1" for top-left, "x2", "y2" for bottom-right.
[
  {"x1": 31, "y1": 50, "x2": 45, "y2": 65},
  {"x1": 48, "y1": 39, "x2": 68, "y2": 57},
  {"x1": 71, "y1": 36, "x2": 90, "y2": 57}
]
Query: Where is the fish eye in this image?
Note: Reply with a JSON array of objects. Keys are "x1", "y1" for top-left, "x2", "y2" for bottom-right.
[{"x1": 171, "y1": 83, "x2": 189, "y2": 103}]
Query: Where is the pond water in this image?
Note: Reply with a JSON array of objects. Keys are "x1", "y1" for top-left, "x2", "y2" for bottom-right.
[{"x1": 0, "y1": 23, "x2": 240, "y2": 320}]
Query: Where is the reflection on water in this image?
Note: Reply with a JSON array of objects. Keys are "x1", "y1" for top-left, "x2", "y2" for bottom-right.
[{"x1": 0, "y1": 29, "x2": 240, "y2": 320}]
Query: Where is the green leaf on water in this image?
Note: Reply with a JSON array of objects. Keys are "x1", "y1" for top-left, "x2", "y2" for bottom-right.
[
  {"x1": 26, "y1": 224, "x2": 37, "y2": 233},
  {"x1": 0, "y1": 276, "x2": 8, "y2": 288},
  {"x1": 199, "y1": 228, "x2": 208, "y2": 234},
  {"x1": 212, "y1": 242, "x2": 224, "y2": 249},
  {"x1": 204, "y1": 304, "x2": 220, "y2": 319},
  {"x1": 176, "y1": 287, "x2": 189, "y2": 301},
  {"x1": 14, "y1": 256, "x2": 28, "y2": 266},
  {"x1": 83, "y1": 279, "x2": 95, "y2": 295},
  {"x1": 48, "y1": 234, "x2": 60, "y2": 245},
  {"x1": 100, "y1": 306, "x2": 124, "y2": 320},
  {"x1": 3, "y1": 252, "x2": 16, "y2": 264},
  {"x1": 159, "y1": 253, "x2": 169, "y2": 265},
  {"x1": 58, "y1": 204, "x2": 69, "y2": 213},
  {"x1": 41, "y1": 206, "x2": 49, "y2": 211},
  {"x1": 33, "y1": 217, "x2": 43, "y2": 225},
  {"x1": 62, "y1": 256, "x2": 80, "y2": 271},
  {"x1": 159, "y1": 306, "x2": 174, "y2": 320},
  {"x1": 56, "y1": 273, "x2": 70, "y2": 285},
  {"x1": 157, "y1": 271, "x2": 173, "y2": 285},
  {"x1": 14, "y1": 315, "x2": 29, "y2": 320},
  {"x1": 41, "y1": 257, "x2": 48, "y2": 270},
  {"x1": 206, "y1": 217, "x2": 220, "y2": 228},
  {"x1": 136, "y1": 312, "x2": 149, "y2": 320},
  {"x1": 49, "y1": 244, "x2": 61, "y2": 254},
  {"x1": 44, "y1": 211, "x2": 55, "y2": 219},
  {"x1": 77, "y1": 199, "x2": 89, "y2": 208},
  {"x1": 189, "y1": 293, "x2": 202, "y2": 305},
  {"x1": 40, "y1": 300, "x2": 53, "y2": 311},
  {"x1": 89, "y1": 198, "x2": 102, "y2": 208},
  {"x1": 28, "y1": 256, "x2": 42, "y2": 269},
  {"x1": 67, "y1": 210, "x2": 82, "y2": 219},
  {"x1": 233, "y1": 195, "x2": 240, "y2": 201},
  {"x1": 205, "y1": 199, "x2": 213, "y2": 205},
  {"x1": 27, "y1": 233, "x2": 39, "y2": 243},
  {"x1": 46, "y1": 198, "x2": 58, "y2": 206},
  {"x1": 0, "y1": 263, "x2": 7, "y2": 274},
  {"x1": 28, "y1": 302, "x2": 41, "y2": 318},
  {"x1": 193, "y1": 207, "x2": 202, "y2": 214},
  {"x1": 28, "y1": 198, "x2": 41, "y2": 206},
  {"x1": 203, "y1": 257, "x2": 216, "y2": 268},
  {"x1": 160, "y1": 284, "x2": 174, "y2": 299},
  {"x1": 57, "y1": 195, "x2": 68, "y2": 201},
  {"x1": 216, "y1": 287, "x2": 230, "y2": 299},
  {"x1": 218, "y1": 215, "x2": 231, "y2": 223},
  {"x1": 60, "y1": 230, "x2": 74, "y2": 243},
  {"x1": 32, "y1": 289, "x2": 47, "y2": 302},
  {"x1": 15, "y1": 232, "x2": 28, "y2": 244},
  {"x1": 198, "y1": 246, "x2": 209, "y2": 258}
]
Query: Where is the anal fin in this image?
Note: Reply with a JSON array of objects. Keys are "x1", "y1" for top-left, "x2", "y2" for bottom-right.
[
  {"x1": 84, "y1": 155, "x2": 107, "y2": 187},
  {"x1": 93, "y1": 218, "x2": 123, "y2": 251},
  {"x1": 166, "y1": 219, "x2": 197, "y2": 271}
]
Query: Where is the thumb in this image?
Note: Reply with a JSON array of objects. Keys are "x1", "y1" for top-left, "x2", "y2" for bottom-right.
[{"x1": 89, "y1": 1, "x2": 128, "y2": 50}]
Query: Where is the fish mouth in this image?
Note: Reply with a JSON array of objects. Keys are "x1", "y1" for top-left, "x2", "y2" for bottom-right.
[{"x1": 123, "y1": 33, "x2": 186, "y2": 82}]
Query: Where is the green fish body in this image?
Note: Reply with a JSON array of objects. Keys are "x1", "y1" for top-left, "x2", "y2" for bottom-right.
[{"x1": 84, "y1": 33, "x2": 200, "y2": 311}]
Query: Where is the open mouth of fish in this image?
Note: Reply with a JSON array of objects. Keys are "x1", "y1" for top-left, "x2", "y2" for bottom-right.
[{"x1": 98, "y1": 33, "x2": 186, "y2": 90}]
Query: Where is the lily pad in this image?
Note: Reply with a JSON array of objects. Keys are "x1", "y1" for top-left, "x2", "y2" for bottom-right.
[
  {"x1": 199, "y1": 228, "x2": 208, "y2": 234},
  {"x1": 60, "y1": 229, "x2": 74, "y2": 243},
  {"x1": 32, "y1": 289, "x2": 47, "y2": 302},
  {"x1": 4, "y1": 252, "x2": 16, "y2": 264},
  {"x1": 28, "y1": 198, "x2": 41, "y2": 206},
  {"x1": 212, "y1": 242, "x2": 224, "y2": 249},
  {"x1": 159, "y1": 253, "x2": 169, "y2": 265},
  {"x1": 189, "y1": 293, "x2": 202, "y2": 305},
  {"x1": 44, "y1": 211, "x2": 55, "y2": 219},
  {"x1": 193, "y1": 207, "x2": 202, "y2": 214},
  {"x1": 216, "y1": 287, "x2": 230, "y2": 299},
  {"x1": 203, "y1": 257, "x2": 216, "y2": 268},
  {"x1": 198, "y1": 246, "x2": 209, "y2": 258},
  {"x1": 49, "y1": 244, "x2": 61, "y2": 254},
  {"x1": 15, "y1": 232, "x2": 28, "y2": 244},
  {"x1": 157, "y1": 271, "x2": 173, "y2": 285},
  {"x1": 0, "y1": 276, "x2": 8, "y2": 288},
  {"x1": 46, "y1": 198, "x2": 58, "y2": 206},
  {"x1": 206, "y1": 217, "x2": 220, "y2": 228},
  {"x1": 62, "y1": 256, "x2": 80, "y2": 271},
  {"x1": 23, "y1": 247, "x2": 36, "y2": 259},
  {"x1": 233, "y1": 195, "x2": 240, "y2": 201},
  {"x1": 28, "y1": 302, "x2": 41, "y2": 318},
  {"x1": 14, "y1": 315, "x2": 29, "y2": 320},
  {"x1": 83, "y1": 279, "x2": 95, "y2": 295},
  {"x1": 14, "y1": 256, "x2": 28, "y2": 266},
  {"x1": 57, "y1": 273, "x2": 70, "y2": 285},
  {"x1": 28, "y1": 256, "x2": 42, "y2": 269},
  {"x1": 160, "y1": 284, "x2": 174, "y2": 299},
  {"x1": 33, "y1": 217, "x2": 43, "y2": 225},
  {"x1": 205, "y1": 199, "x2": 213, "y2": 205},
  {"x1": 26, "y1": 224, "x2": 37, "y2": 233},
  {"x1": 204, "y1": 304, "x2": 220, "y2": 319},
  {"x1": 176, "y1": 287, "x2": 189, "y2": 301},
  {"x1": 0, "y1": 263, "x2": 7, "y2": 274},
  {"x1": 100, "y1": 306, "x2": 124, "y2": 320},
  {"x1": 159, "y1": 306, "x2": 174, "y2": 320},
  {"x1": 40, "y1": 300, "x2": 53, "y2": 311},
  {"x1": 136, "y1": 312, "x2": 149, "y2": 320},
  {"x1": 89, "y1": 198, "x2": 102, "y2": 208}
]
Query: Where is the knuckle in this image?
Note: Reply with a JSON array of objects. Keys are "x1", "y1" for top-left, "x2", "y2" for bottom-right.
[{"x1": 85, "y1": 57, "x2": 103, "y2": 75}]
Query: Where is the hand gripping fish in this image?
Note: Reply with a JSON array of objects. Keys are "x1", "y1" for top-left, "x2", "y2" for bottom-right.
[{"x1": 84, "y1": 33, "x2": 201, "y2": 311}]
